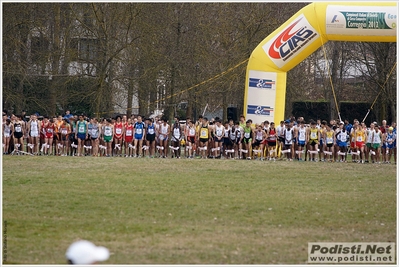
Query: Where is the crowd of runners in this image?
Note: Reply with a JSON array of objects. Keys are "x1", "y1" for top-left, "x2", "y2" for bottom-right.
[{"x1": 2, "y1": 111, "x2": 397, "y2": 164}]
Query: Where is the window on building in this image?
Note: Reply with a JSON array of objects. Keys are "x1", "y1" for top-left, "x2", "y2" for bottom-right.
[
  {"x1": 69, "y1": 37, "x2": 98, "y2": 62},
  {"x1": 79, "y1": 38, "x2": 98, "y2": 61},
  {"x1": 31, "y1": 34, "x2": 49, "y2": 63}
]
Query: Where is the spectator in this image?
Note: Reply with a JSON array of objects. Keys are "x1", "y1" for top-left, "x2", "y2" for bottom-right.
[
  {"x1": 63, "y1": 110, "x2": 73, "y2": 120},
  {"x1": 344, "y1": 119, "x2": 352, "y2": 134}
]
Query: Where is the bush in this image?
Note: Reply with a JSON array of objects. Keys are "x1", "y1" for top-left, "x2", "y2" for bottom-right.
[
  {"x1": 339, "y1": 102, "x2": 375, "y2": 124},
  {"x1": 291, "y1": 101, "x2": 330, "y2": 122}
]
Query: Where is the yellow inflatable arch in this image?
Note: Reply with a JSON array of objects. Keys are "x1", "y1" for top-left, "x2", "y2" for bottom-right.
[{"x1": 244, "y1": 2, "x2": 397, "y2": 124}]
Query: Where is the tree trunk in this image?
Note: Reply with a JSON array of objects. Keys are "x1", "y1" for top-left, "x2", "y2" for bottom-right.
[
  {"x1": 186, "y1": 101, "x2": 192, "y2": 120},
  {"x1": 389, "y1": 98, "x2": 396, "y2": 123},
  {"x1": 169, "y1": 63, "x2": 176, "y2": 122},
  {"x1": 222, "y1": 91, "x2": 227, "y2": 122},
  {"x1": 137, "y1": 63, "x2": 147, "y2": 116},
  {"x1": 126, "y1": 82, "x2": 133, "y2": 116},
  {"x1": 329, "y1": 42, "x2": 340, "y2": 121},
  {"x1": 47, "y1": 3, "x2": 61, "y2": 116}
]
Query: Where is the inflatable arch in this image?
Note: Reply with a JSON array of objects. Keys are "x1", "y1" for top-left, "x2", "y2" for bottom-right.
[{"x1": 244, "y1": 2, "x2": 397, "y2": 124}]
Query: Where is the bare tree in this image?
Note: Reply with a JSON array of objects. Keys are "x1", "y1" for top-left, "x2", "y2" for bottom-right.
[{"x1": 348, "y1": 42, "x2": 396, "y2": 122}]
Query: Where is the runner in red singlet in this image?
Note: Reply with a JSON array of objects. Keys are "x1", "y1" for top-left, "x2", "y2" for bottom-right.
[
  {"x1": 113, "y1": 115, "x2": 124, "y2": 157},
  {"x1": 124, "y1": 118, "x2": 134, "y2": 157}
]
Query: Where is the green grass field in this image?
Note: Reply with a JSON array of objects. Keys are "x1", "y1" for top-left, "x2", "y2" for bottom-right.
[{"x1": 2, "y1": 156, "x2": 396, "y2": 264}]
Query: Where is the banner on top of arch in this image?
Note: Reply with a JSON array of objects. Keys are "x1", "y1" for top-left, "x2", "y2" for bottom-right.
[{"x1": 326, "y1": 5, "x2": 397, "y2": 36}]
